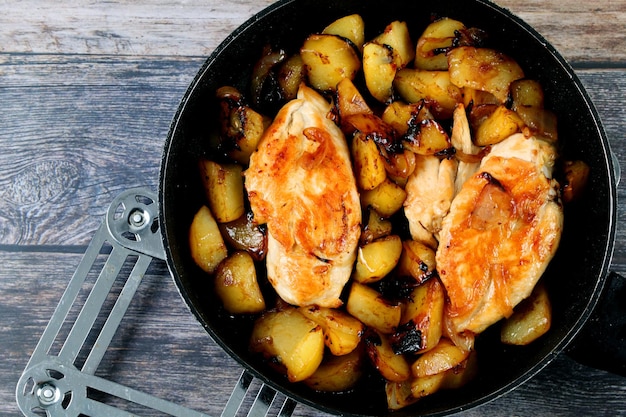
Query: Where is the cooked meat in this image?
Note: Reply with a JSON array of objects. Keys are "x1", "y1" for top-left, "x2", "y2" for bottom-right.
[
  {"x1": 450, "y1": 103, "x2": 481, "y2": 195},
  {"x1": 403, "y1": 155, "x2": 457, "y2": 248},
  {"x1": 245, "y1": 84, "x2": 361, "y2": 308},
  {"x1": 436, "y1": 133, "x2": 563, "y2": 334}
]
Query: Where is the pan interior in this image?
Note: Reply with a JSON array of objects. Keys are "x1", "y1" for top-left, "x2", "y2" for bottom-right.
[{"x1": 159, "y1": 0, "x2": 617, "y2": 415}]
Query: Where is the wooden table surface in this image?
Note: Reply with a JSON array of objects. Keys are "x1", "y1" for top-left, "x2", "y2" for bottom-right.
[{"x1": 2, "y1": 0, "x2": 626, "y2": 416}]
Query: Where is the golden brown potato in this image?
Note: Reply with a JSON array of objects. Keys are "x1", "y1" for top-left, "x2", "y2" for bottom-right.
[
  {"x1": 473, "y1": 105, "x2": 525, "y2": 146},
  {"x1": 514, "y1": 106, "x2": 558, "y2": 142},
  {"x1": 352, "y1": 132, "x2": 387, "y2": 191},
  {"x1": 298, "y1": 305, "x2": 364, "y2": 356},
  {"x1": 360, "y1": 209, "x2": 393, "y2": 245},
  {"x1": 403, "y1": 119, "x2": 452, "y2": 155},
  {"x1": 301, "y1": 33, "x2": 361, "y2": 92},
  {"x1": 277, "y1": 54, "x2": 307, "y2": 101},
  {"x1": 440, "y1": 349, "x2": 478, "y2": 390},
  {"x1": 501, "y1": 282, "x2": 552, "y2": 345},
  {"x1": 399, "y1": 277, "x2": 445, "y2": 353},
  {"x1": 384, "y1": 149, "x2": 417, "y2": 185},
  {"x1": 411, "y1": 337, "x2": 470, "y2": 378},
  {"x1": 189, "y1": 205, "x2": 229, "y2": 274},
  {"x1": 365, "y1": 330, "x2": 411, "y2": 382},
  {"x1": 218, "y1": 212, "x2": 267, "y2": 261},
  {"x1": 360, "y1": 178, "x2": 407, "y2": 218},
  {"x1": 410, "y1": 372, "x2": 446, "y2": 399},
  {"x1": 561, "y1": 159, "x2": 591, "y2": 203},
  {"x1": 414, "y1": 17, "x2": 466, "y2": 71},
  {"x1": 354, "y1": 235, "x2": 403, "y2": 284},
  {"x1": 347, "y1": 282, "x2": 402, "y2": 334},
  {"x1": 304, "y1": 347, "x2": 364, "y2": 392},
  {"x1": 250, "y1": 308, "x2": 325, "y2": 382},
  {"x1": 448, "y1": 46, "x2": 524, "y2": 103},
  {"x1": 216, "y1": 86, "x2": 270, "y2": 165},
  {"x1": 394, "y1": 69, "x2": 462, "y2": 119},
  {"x1": 322, "y1": 14, "x2": 365, "y2": 51},
  {"x1": 335, "y1": 77, "x2": 373, "y2": 121},
  {"x1": 372, "y1": 20, "x2": 415, "y2": 69},
  {"x1": 396, "y1": 239, "x2": 437, "y2": 284},
  {"x1": 510, "y1": 79, "x2": 545, "y2": 110},
  {"x1": 363, "y1": 41, "x2": 397, "y2": 103},
  {"x1": 214, "y1": 251, "x2": 266, "y2": 314},
  {"x1": 381, "y1": 101, "x2": 423, "y2": 135},
  {"x1": 199, "y1": 160, "x2": 245, "y2": 223}
]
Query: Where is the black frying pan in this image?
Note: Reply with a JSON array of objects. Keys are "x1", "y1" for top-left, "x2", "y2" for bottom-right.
[{"x1": 158, "y1": 0, "x2": 619, "y2": 415}]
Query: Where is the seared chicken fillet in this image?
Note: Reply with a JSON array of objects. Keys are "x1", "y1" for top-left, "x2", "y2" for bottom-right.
[
  {"x1": 245, "y1": 85, "x2": 361, "y2": 308},
  {"x1": 404, "y1": 155, "x2": 457, "y2": 247},
  {"x1": 436, "y1": 133, "x2": 563, "y2": 334}
]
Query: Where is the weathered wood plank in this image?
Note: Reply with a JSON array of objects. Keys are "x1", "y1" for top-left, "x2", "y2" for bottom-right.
[{"x1": 0, "y1": 0, "x2": 624, "y2": 63}]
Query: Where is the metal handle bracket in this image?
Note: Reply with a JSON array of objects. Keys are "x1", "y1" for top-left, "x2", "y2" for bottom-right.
[{"x1": 16, "y1": 187, "x2": 294, "y2": 417}]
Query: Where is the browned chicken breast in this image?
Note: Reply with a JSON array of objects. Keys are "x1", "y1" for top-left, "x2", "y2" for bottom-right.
[
  {"x1": 436, "y1": 133, "x2": 563, "y2": 334},
  {"x1": 403, "y1": 155, "x2": 457, "y2": 248},
  {"x1": 245, "y1": 85, "x2": 361, "y2": 308}
]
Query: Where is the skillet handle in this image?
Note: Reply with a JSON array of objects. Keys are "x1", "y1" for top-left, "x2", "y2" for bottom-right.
[{"x1": 566, "y1": 271, "x2": 626, "y2": 376}]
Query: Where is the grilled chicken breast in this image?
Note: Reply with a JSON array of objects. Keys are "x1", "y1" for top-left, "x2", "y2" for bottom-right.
[
  {"x1": 436, "y1": 133, "x2": 563, "y2": 334},
  {"x1": 404, "y1": 155, "x2": 457, "y2": 247},
  {"x1": 245, "y1": 85, "x2": 361, "y2": 308}
]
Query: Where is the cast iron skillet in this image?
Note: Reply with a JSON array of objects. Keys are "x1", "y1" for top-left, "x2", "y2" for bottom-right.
[{"x1": 159, "y1": 0, "x2": 619, "y2": 415}]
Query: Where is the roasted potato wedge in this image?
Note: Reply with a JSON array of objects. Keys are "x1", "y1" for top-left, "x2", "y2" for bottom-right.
[
  {"x1": 250, "y1": 308, "x2": 325, "y2": 382},
  {"x1": 403, "y1": 119, "x2": 452, "y2": 155},
  {"x1": 277, "y1": 54, "x2": 307, "y2": 101},
  {"x1": 392, "y1": 277, "x2": 444, "y2": 355},
  {"x1": 448, "y1": 46, "x2": 524, "y2": 103},
  {"x1": 199, "y1": 160, "x2": 245, "y2": 223},
  {"x1": 347, "y1": 282, "x2": 402, "y2": 334},
  {"x1": 394, "y1": 69, "x2": 462, "y2": 119},
  {"x1": 561, "y1": 159, "x2": 591, "y2": 203},
  {"x1": 396, "y1": 239, "x2": 437, "y2": 284},
  {"x1": 304, "y1": 347, "x2": 364, "y2": 392},
  {"x1": 414, "y1": 17, "x2": 466, "y2": 71},
  {"x1": 214, "y1": 251, "x2": 266, "y2": 314},
  {"x1": 411, "y1": 337, "x2": 470, "y2": 378},
  {"x1": 363, "y1": 41, "x2": 397, "y2": 103},
  {"x1": 410, "y1": 372, "x2": 446, "y2": 399},
  {"x1": 216, "y1": 86, "x2": 270, "y2": 165},
  {"x1": 365, "y1": 330, "x2": 411, "y2": 382},
  {"x1": 501, "y1": 282, "x2": 552, "y2": 345},
  {"x1": 373, "y1": 20, "x2": 415, "y2": 68},
  {"x1": 352, "y1": 132, "x2": 387, "y2": 191},
  {"x1": 381, "y1": 101, "x2": 422, "y2": 135},
  {"x1": 301, "y1": 33, "x2": 361, "y2": 92},
  {"x1": 361, "y1": 209, "x2": 393, "y2": 245},
  {"x1": 440, "y1": 349, "x2": 478, "y2": 390},
  {"x1": 298, "y1": 305, "x2": 364, "y2": 356},
  {"x1": 510, "y1": 79, "x2": 545, "y2": 109},
  {"x1": 360, "y1": 178, "x2": 407, "y2": 218},
  {"x1": 514, "y1": 106, "x2": 558, "y2": 142},
  {"x1": 384, "y1": 149, "x2": 417, "y2": 185},
  {"x1": 322, "y1": 14, "x2": 365, "y2": 51},
  {"x1": 354, "y1": 235, "x2": 403, "y2": 284},
  {"x1": 335, "y1": 77, "x2": 373, "y2": 120},
  {"x1": 189, "y1": 205, "x2": 229, "y2": 274},
  {"x1": 473, "y1": 105, "x2": 525, "y2": 146}
]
